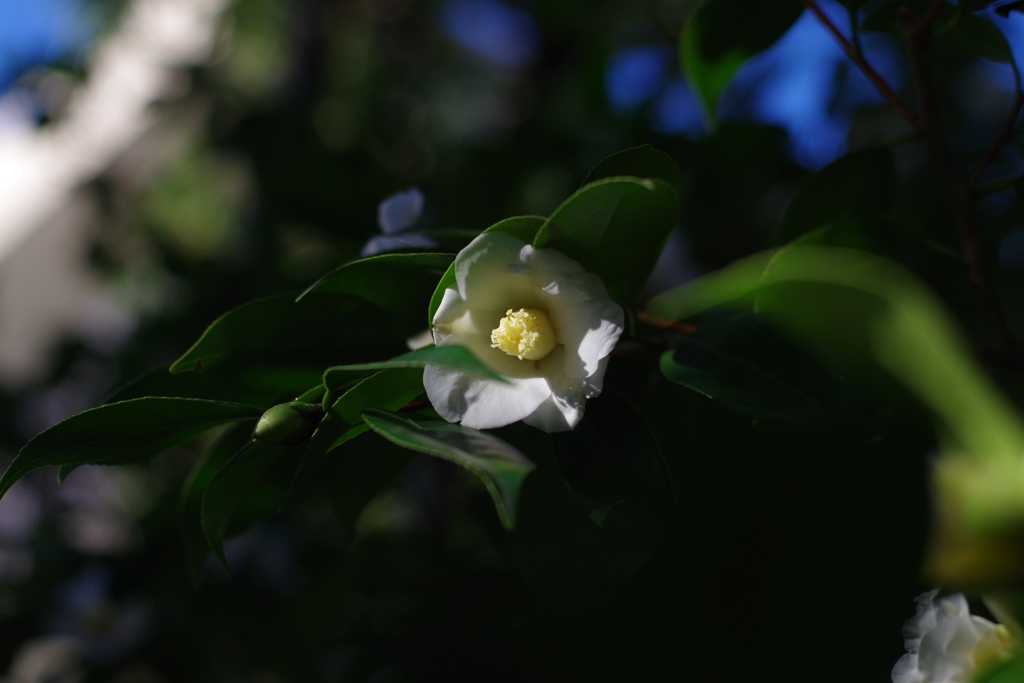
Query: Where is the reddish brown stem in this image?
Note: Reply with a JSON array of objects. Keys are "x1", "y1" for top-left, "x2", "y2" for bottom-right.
[
  {"x1": 635, "y1": 309, "x2": 697, "y2": 334},
  {"x1": 798, "y1": 0, "x2": 923, "y2": 134}
]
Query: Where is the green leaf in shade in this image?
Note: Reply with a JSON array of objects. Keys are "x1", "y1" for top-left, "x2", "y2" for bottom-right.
[
  {"x1": 103, "y1": 364, "x2": 280, "y2": 407},
  {"x1": 660, "y1": 315, "x2": 850, "y2": 424},
  {"x1": 973, "y1": 650, "x2": 1024, "y2": 683},
  {"x1": 323, "y1": 345, "x2": 505, "y2": 385},
  {"x1": 0, "y1": 398, "x2": 263, "y2": 499},
  {"x1": 201, "y1": 439, "x2": 304, "y2": 572},
  {"x1": 297, "y1": 253, "x2": 455, "y2": 336},
  {"x1": 647, "y1": 246, "x2": 1024, "y2": 463},
  {"x1": 935, "y1": 11, "x2": 1016, "y2": 66},
  {"x1": 169, "y1": 292, "x2": 405, "y2": 391},
  {"x1": 288, "y1": 368, "x2": 427, "y2": 501},
  {"x1": 179, "y1": 423, "x2": 252, "y2": 587},
  {"x1": 680, "y1": 0, "x2": 803, "y2": 124},
  {"x1": 777, "y1": 147, "x2": 896, "y2": 244},
  {"x1": 535, "y1": 176, "x2": 679, "y2": 293},
  {"x1": 361, "y1": 409, "x2": 535, "y2": 529},
  {"x1": 550, "y1": 390, "x2": 679, "y2": 536},
  {"x1": 584, "y1": 144, "x2": 686, "y2": 199},
  {"x1": 426, "y1": 216, "x2": 546, "y2": 325},
  {"x1": 960, "y1": 0, "x2": 1000, "y2": 10}
]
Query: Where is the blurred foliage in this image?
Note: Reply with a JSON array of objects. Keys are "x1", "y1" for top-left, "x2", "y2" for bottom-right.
[{"x1": 2, "y1": 0, "x2": 1024, "y2": 681}]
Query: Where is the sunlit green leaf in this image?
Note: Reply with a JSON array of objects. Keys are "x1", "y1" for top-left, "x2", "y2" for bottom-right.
[
  {"x1": 584, "y1": 144, "x2": 686, "y2": 199},
  {"x1": 0, "y1": 398, "x2": 263, "y2": 499},
  {"x1": 535, "y1": 176, "x2": 679, "y2": 292},
  {"x1": 647, "y1": 246, "x2": 1024, "y2": 462},
  {"x1": 427, "y1": 216, "x2": 546, "y2": 325},
  {"x1": 362, "y1": 410, "x2": 535, "y2": 529},
  {"x1": 323, "y1": 344, "x2": 505, "y2": 390},
  {"x1": 680, "y1": 0, "x2": 803, "y2": 124}
]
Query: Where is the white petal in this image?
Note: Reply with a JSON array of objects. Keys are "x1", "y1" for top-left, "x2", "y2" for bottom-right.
[
  {"x1": 891, "y1": 653, "x2": 924, "y2": 683},
  {"x1": 423, "y1": 364, "x2": 550, "y2": 430},
  {"x1": 455, "y1": 232, "x2": 541, "y2": 311},
  {"x1": 540, "y1": 271, "x2": 623, "y2": 379},
  {"x1": 521, "y1": 348, "x2": 603, "y2": 432}
]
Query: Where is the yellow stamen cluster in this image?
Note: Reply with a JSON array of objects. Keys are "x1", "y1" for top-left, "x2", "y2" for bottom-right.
[{"x1": 490, "y1": 308, "x2": 556, "y2": 360}]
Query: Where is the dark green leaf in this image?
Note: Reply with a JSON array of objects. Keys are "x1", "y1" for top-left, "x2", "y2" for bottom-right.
[
  {"x1": 179, "y1": 424, "x2": 252, "y2": 587},
  {"x1": 584, "y1": 145, "x2": 686, "y2": 199},
  {"x1": 777, "y1": 147, "x2": 896, "y2": 244},
  {"x1": 647, "y1": 246, "x2": 1024, "y2": 462},
  {"x1": 427, "y1": 216, "x2": 546, "y2": 325},
  {"x1": 297, "y1": 253, "x2": 455, "y2": 336},
  {"x1": 169, "y1": 292, "x2": 405, "y2": 385},
  {"x1": 535, "y1": 177, "x2": 679, "y2": 292},
  {"x1": 202, "y1": 439, "x2": 303, "y2": 571},
  {"x1": 660, "y1": 316, "x2": 850, "y2": 424},
  {"x1": 680, "y1": 0, "x2": 803, "y2": 123},
  {"x1": 104, "y1": 365, "x2": 278, "y2": 406},
  {"x1": 961, "y1": 0, "x2": 1000, "y2": 13},
  {"x1": 0, "y1": 398, "x2": 263, "y2": 499},
  {"x1": 362, "y1": 409, "x2": 535, "y2": 529},
  {"x1": 550, "y1": 391, "x2": 679, "y2": 535},
  {"x1": 323, "y1": 345, "x2": 505, "y2": 387},
  {"x1": 289, "y1": 368, "x2": 426, "y2": 500},
  {"x1": 935, "y1": 11, "x2": 1015, "y2": 64}
]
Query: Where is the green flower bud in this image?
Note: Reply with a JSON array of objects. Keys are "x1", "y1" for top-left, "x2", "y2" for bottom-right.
[{"x1": 254, "y1": 401, "x2": 322, "y2": 446}]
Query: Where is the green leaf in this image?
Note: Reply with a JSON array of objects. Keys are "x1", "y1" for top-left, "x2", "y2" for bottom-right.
[
  {"x1": 536, "y1": 176, "x2": 679, "y2": 293},
  {"x1": 0, "y1": 398, "x2": 263, "y2": 499},
  {"x1": 974, "y1": 650, "x2": 1024, "y2": 683},
  {"x1": 584, "y1": 145, "x2": 686, "y2": 199},
  {"x1": 202, "y1": 439, "x2": 303, "y2": 571},
  {"x1": 323, "y1": 345, "x2": 505, "y2": 387},
  {"x1": 680, "y1": 0, "x2": 804, "y2": 124},
  {"x1": 104, "y1": 364, "x2": 279, "y2": 407},
  {"x1": 777, "y1": 147, "x2": 896, "y2": 244},
  {"x1": 935, "y1": 11, "x2": 1016, "y2": 64},
  {"x1": 297, "y1": 253, "x2": 455, "y2": 336},
  {"x1": 647, "y1": 246, "x2": 1024, "y2": 462},
  {"x1": 289, "y1": 368, "x2": 427, "y2": 500},
  {"x1": 660, "y1": 315, "x2": 850, "y2": 424},
  {"x1": 426, "y1": 216, "x2": 546, "y2": 325},
  {"x1": 169, "y1": 292, "x2": 405, "y2": 391},
  {"x1": 550, "y1": 391, "x2": 679, "y2": 535},
  {"x1": 179, "y1": 423, "x2": 252, "y2": 587},
  {"x1": 362, "y1": 410, "x2": 535, "y2": 529}
]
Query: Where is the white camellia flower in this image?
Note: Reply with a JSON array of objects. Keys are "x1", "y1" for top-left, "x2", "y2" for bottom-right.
[
  {"x1": 892, "y1": 590, "x2": 1018, "y2": 683},
  {"x1": 425, "y1": 231, "x2": 624, "y2": 432}
]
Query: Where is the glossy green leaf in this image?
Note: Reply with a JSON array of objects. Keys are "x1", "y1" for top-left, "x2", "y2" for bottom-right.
[
  {"x1": 426, "y1": 216, "x2": 546, "y2": 325},
  {"x1": 681, "y1": 0, "x2": 803, "y2": 124},
  {"x1": 169, "y1": 292, "x2": 405, "y2": 386},
  {"x1": 323, "y1": 345, "x2": 505, "y2": 387},
  {"x1": 104, "y1": 364, "x2": 279, "y2": 407},
  {"x1": 289, "y1": 368, "x2": 427, "y2": 500},
  {"x1": 362, "y1": 409, "x2": 535, "y2": 529},
  {"x1": 202, "y1": 439, "x2": 303, "y2": 571},
  {"x1": 584, "y1": 144, "x2": 686, "y2": 199},
  {"x1": 660, "y1": 316, "x2": 850, "y2": 424},
  {"x1": 297, "y1": 253, "x2": 454, "y2": 336},
  {"x1": 0, "y1": 398, "x2": 263, "y2": 499},
  {"x1": 535, "y1": 176, "x2": 679, "y2": 291},
  {"x1": 777, "y1": 147, "x2": 896, "y2": 244},
  {"x1": 647, "y1": 246, "x2": 1024, "y2": 462},
  {"x1": 179, "y1": 423, "x2": 252, "y2": 587}
]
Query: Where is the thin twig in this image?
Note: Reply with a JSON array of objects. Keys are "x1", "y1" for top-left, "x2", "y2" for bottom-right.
[
  {"x1": 967, "y1": 93, "x2": 1024, "y2": 192},
  {"x1": 896, "y1": 6, "x2": 1020, "y2": 358},
  {"x1": 635, "y1": 310, "x2": 697, "y2": 334},
  {"x1": 798, "y1": 0, "x2": 923, "y2": 134}
]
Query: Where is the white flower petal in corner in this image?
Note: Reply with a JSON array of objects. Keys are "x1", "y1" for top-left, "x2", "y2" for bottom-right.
[
  {"x1": 892, "y1": 590, "x2": 1018, "y2": 683},
  {"x1": 425, "y1": 232, "x2": 624, "y2": 432}
]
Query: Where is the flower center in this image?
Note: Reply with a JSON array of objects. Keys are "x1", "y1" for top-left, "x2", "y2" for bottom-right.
[{"x1": 490, "y1": 308, "x2": 556, "y2": 360}]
